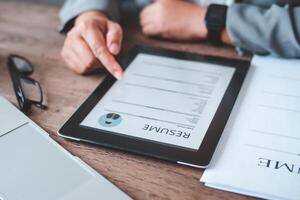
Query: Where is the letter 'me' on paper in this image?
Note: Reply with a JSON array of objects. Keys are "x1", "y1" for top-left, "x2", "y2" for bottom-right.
[{"x1": 258, "y1": 158, "x2": 300, "y2": 174}]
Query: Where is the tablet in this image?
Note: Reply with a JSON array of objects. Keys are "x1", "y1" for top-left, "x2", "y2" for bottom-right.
[{"x1": 58, "y1": 45, "x2": 250, "y2": 168}]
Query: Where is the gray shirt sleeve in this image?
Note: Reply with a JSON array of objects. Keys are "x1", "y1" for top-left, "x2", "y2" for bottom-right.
[
  {"x1": 227, "y1": 4, "x2": 300, "y2": 58},
  {"x1": 58, "y1": 0, "x2": 119, "y2": 33}
]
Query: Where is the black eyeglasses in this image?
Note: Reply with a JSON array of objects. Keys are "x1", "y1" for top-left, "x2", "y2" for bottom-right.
[{"x1": 7, "y1": 54, "x2": 47, "y2": 113}]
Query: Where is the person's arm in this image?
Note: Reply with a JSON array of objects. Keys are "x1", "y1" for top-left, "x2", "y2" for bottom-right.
[
  {"x1": 226, "y1": 4, "x2": 300, "y2": 58},
  {"x1": 139, "y1": 1, "x2": 300, "y2": 58},
  {"x1": 59, "y1": 0, "x2": 119, "y2": 33}
]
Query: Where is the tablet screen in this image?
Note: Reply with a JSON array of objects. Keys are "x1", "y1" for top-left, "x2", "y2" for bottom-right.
[{"x1": 81, "y1": 53, "x2": 235, "y2": 150}]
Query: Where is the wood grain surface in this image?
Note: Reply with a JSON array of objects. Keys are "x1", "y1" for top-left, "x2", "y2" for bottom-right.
[{"x1": 0, "y1": 2, "x2": 255, "y2": 200}]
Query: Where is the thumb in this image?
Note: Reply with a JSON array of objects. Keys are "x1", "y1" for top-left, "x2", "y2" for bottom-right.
[{"x1": 106, "y1": 21, "x2": 123, "y2": 55}]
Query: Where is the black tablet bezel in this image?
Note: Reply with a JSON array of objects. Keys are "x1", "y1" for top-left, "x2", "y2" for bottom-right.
[{"x1": 58, "y1": 45, "x2": 250, "y2": 168}]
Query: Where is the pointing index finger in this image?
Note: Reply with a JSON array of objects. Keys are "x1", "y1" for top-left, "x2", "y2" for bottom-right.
[{"x1": 81, "y1": 26, "x2": 124, "y2": 79}]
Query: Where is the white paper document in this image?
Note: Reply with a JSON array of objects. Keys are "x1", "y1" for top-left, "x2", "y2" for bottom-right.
[
  {"x1": 81, "y1": 53, "x2": 235, "y2": 150},
  {"x1": 201, "y1": 56, "x2": 300, "y2": 200}
]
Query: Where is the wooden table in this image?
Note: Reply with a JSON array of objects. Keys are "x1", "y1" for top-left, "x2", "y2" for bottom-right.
[{"x1": 0, "y1": 2, "x2": 254, "y2": 200}]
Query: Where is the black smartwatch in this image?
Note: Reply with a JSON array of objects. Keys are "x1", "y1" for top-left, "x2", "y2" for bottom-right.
[{"x1": 205, "y1": 4, "x2": 228, "y2": 46}]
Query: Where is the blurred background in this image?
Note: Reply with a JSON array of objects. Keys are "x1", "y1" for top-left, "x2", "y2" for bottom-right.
[{"x1": 0, "y1": 0, "x2": 63, "y2": 5}]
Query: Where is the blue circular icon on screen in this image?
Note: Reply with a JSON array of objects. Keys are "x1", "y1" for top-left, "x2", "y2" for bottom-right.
[{"x1": 98, "y1": 113, "x2": 122, "y2": 127}]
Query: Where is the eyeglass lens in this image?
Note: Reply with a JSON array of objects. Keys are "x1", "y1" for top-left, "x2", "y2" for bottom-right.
[
  {"x1": 20, "y1": 78, "x2": 42, "y2": 102},
  {"x1": 11, "y1": 56, "x2": 33, "y2": 75}
]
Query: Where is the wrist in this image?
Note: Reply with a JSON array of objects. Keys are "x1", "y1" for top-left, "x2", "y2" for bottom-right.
[
  {"x1": 221, "y1": 29, "x2": 231, "y2": 45},
  {"x1": 200, "y1": 7, "x2": 208, "y2": 39},
  {"x1": 75, "y1": 10, "x2": 108, "y2": 25},
  {"x1": 194, "y1": 6, "x2": 208, "y2": 39}
]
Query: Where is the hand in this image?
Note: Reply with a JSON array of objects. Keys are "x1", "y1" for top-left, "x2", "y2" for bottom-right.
[
  {"x1": 61, "y1": 11, "x2": 124, "y2": 79},
  {"x1": 140, "y1": 0, "x2": 208, "y2": 40}
]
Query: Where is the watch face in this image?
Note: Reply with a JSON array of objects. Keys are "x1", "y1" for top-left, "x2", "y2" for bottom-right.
[
  {"x1": 205, "y1": 4, "x2": 228, "y2": 29},
  {"x1": 207, "y1": 10, "x2": 219, "y2": 20},
  {"x1": 205, "y1": 4, "x2": 228, "y2": 44}
]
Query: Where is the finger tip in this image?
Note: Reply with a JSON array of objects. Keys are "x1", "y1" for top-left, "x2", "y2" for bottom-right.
[{"x1": 114, "y1": 71, "x2": 123, "y2": 80}]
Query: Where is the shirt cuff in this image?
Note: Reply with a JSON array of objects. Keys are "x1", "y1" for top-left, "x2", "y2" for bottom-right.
[
  {"x1": 226, "y1": 3, "x2": 300, "y2": 57},
  {"x1": 58, "y1": 0, "x2": 119, "y2": 33}
]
